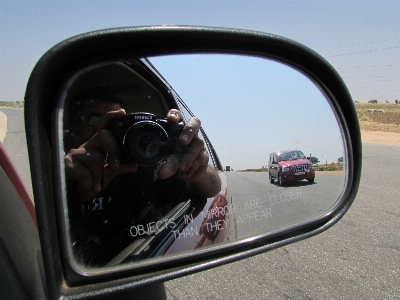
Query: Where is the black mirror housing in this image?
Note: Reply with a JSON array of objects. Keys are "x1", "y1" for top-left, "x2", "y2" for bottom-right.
[{"x1": 25, "y1": 26, "x2": 361, "y2": 299}]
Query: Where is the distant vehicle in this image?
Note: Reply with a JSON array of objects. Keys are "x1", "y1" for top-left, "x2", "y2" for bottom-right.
[
  {"x1": 268, "y1": 150, "x2": 315, "y2": 186},
  {"x1": 226, "y1": 166, "x2": 231, "y2": 172}
]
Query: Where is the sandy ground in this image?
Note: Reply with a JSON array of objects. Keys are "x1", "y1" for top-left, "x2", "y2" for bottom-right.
[
  {"x1": 0, "y1": 110, "x2": 6, "y2": 142},
  {"x1": 315, "y1": 170, "x2": 343, "y2": 175},
  {"x1": 361, "y1": 130, "x2": 400, "y2": 146}
]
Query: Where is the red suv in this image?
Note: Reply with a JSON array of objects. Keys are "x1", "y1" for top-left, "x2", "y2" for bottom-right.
[{"x1": 268, "y1": 150, "x2": 315, "y2": 186}]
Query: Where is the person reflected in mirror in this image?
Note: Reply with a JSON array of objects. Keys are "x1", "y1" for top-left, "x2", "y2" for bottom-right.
[{"x1": 63, "y1": 87, "x2": 221, "y2": 266}]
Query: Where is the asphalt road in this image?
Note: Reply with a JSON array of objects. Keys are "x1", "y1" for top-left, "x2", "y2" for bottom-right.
[
  {"x1": 165, "y1": 144, "x2": 400, "y2": 299},
  {"x1": 227, "y1": 171, "x2": 344, "y2": 239},
  {"x1": 1, "y1": 108, "x2": 399, "y2": 299}
]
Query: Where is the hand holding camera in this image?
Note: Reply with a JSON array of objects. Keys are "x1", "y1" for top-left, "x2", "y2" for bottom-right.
[
  {"x1": 108, "y1": 112, "x2": 186, "y2": 167},
  {"x1": 158, "y1": 109, "x2": 209, "y2": 182},
  {"x1": 64, "y1": 108, "x2": 138, "y2": 202},
  {"x1": 107, "y1": 109, "x2": 209, "y2": 182},
  {"x1": 105, "y1": 108, "x2": 209, "y2": 183},
  {"x1": 65, "y1": 108, "x2": 211, "y2": 202}
]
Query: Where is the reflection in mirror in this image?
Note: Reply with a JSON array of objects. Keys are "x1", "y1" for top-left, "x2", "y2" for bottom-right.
[{"x1": 60, "y1": 55, "x2": 346, "y2": 269}]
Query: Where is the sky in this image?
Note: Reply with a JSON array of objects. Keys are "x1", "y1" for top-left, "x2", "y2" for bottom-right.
[
  {"x1": 1, "y1": 0, "x2": 399, "y2": 168},
  {"x1": 150, "y1": 54, "x2": 343, "y2": 169}
]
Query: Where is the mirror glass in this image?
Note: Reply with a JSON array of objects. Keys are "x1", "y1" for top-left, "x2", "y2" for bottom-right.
[{"x1": 59, "y1": 54, "x2": 346, "y2": 269}]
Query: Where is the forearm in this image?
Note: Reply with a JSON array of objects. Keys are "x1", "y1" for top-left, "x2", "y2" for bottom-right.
[{"x1": 187, "y1": 165, "x2": 222, "y2": 198}]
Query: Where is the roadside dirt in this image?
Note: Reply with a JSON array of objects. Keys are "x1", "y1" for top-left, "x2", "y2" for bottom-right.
[
  {"x1": 0, "y1": 111, "x2": 6, "y2": 142},
  {"x1": 361, "y1": 130, "x2": 400, "y2": 146},
  {"x1": 315, "y1": 170, "x2": 343, "y2": 175}
]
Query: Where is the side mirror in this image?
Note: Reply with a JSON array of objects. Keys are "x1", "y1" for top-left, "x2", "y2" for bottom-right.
[{"x1": 25, "y1": 26, "x2": 361, "y2": 299}]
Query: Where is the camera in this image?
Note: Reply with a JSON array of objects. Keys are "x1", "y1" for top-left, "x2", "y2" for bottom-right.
[{"x1": 109, "y1": 112, "x2": 185, "y2": 167}]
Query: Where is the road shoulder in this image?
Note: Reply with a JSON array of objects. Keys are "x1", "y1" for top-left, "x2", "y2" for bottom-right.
[
  {"x1": 361, "y1": 130, "x2": 400, "y2": 146},
  {"x1": 0, "y1": 110, "x2": 7, "y2": 142}
]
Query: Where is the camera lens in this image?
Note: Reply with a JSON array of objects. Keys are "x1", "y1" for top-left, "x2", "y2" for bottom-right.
[{"x1": 123, "y1": 121, "x2": 169, "y2": 166}]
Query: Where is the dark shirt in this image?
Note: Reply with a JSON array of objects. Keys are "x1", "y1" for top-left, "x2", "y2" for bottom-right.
[{"x1": 67, "y1": 167, "x2": 188, "y2": 267}]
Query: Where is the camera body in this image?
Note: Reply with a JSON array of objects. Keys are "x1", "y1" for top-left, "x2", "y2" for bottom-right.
[{"x1": 109, "y1": 112, "x2": 185, "y2": 167}]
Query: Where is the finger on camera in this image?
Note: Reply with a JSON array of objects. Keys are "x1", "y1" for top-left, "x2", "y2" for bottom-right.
[
  {"x1": 89, "y1": 158, "x2": 105, "y2": 193},
  {"x1": 73, "y1": 164, "x2": 93, "y2": 191},
  {"x1": 167, "y1": 109, "x2": 184, "y2": 122},
  {"x1": 96, "y1": 109, "x2": 126, "y2": 131},
  {"x1": 69, "y1": 162, "x2": 93, "y2": 192},
  {"x1": 72, "y1": 151, "x2": 103, "y2": 193},
  {"x1": 86, "y1": 130, "x2": 121, "y2": 170},
  {"x1": 180, "y1": 117, "x2": 201, "y2": 145},
  {"x1": 65, "y1": 150, "x2": 95, "y2": 183},
  {"x1": 71, "y1": 146, "x2": 105, "y2": 174},
  {"x1": 179, "y1": 138, "x2": 205, "y2": 171},
  {"x1": 182, "y1": 164, "x2": 208, "y2": 181},
  {"x1": 157, "y1": 156, "x2": 179, "y2": 179},
  {"x1": 182, "y1": 149, "x2": 208, "y2": 178}
]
